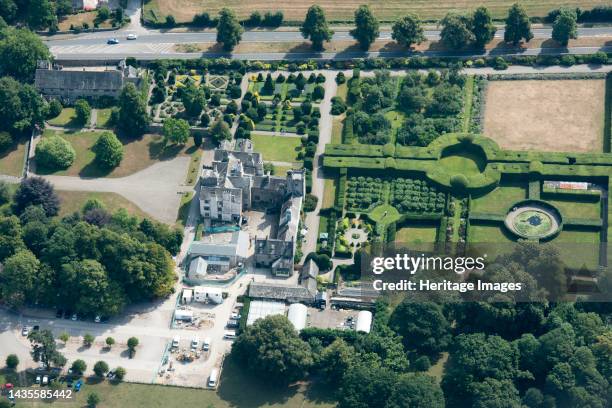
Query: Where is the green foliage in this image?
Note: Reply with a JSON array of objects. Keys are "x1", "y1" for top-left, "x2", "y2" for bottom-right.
[
  {"x1": 450, "y1": 173, "x2": 469, "y2": 189},
  {"x1": 216, "y1": 8, "x2": 243, "y2": 51},
  {"x1": 472, "y1": 7, "x2": 496, "y2": 48},
  {"x1": 163, "y1": 117, "x2": 190, "y2": 145},
  {"x1": 350, "y1": 5, "x2": 379, "y2": 50},
  {"x1": 391, "y1": 177, "x2": 446, "y2": 214},
  {"x1": 87, "y1": 392, "x2": 101, "y2": 407},
  {"x1": 346, "y1": 176, "x2": 384, "y2": 211},
  {"x1": 94, "y1": 131, "x2": 123, "y2": 168},
  {"x1": 504, "y1": 3, "x2": 533, "y2": 45},
  {"x1": 440, "y1": 12, "x2": 474, "y2": 49},
  {"x1": 114, "y1": 366, "x2": 126, "y2": 380},
  {"x1": 74, "y1": 99, "x2": 91, "y2": 126},
  {"x1": 35, "y1": 135, "x2": 76, "y2": 170},
  {"x1": 117, "y1": 83, "x2": 149, "y2": 136},
  {"x1": 0, "y1": 131, "x2": 12, "y2": 152},
  {"x1": 0, "y1": 76, "x2": 47, "y2": 132},
  {"x1": 0, "y1": 28, "x2": 50, "y2": 81},
  {"x1": 231, "y1": 315, "x2": 313, "y2": 384},
  {"x1": 83, "y1": 333, "x2": 95, "y2": 347},
  {"x1": 93, "y1": 360, "x2": 109, "y2": 377},
  {"x1": 180, "y1": 84, "x2": 206, "y2": 117},
  {"x1": 0, "y1": 249, "x2": 39, "y2": 307},
  {"x1": 303, "y1": 193, "x2": 318, "y2": 212},
  {"x1": 71, "y1": 359, "x2": 87, "y2": 375},
  {"x1": 28, "y1": 329, "x2": 66, "y2": 368},
  {"x1": 27, "y1": 0, "x2": 56, "y2": 30},
  {"x1": 47, "y1": 99, "x2": 62, "y2": 119},
  {"x1": 305, "y1": 252, "x2": 332, "y2": 271},
  {"x1": 5, "y1": 353, "x2": 18, "y2": 369},
  {"x1": 210, "y1": 118, "x2": 231, "y2": 144},
  {"x1": 300, "y1": 5, "x2": 333, "y2": 51},
  {"x1": 552, "y1": 8, "x2": 578, "y2": 46},
  {"x1": 391, "y1": 14, "x2": 425, "y2": 47}
]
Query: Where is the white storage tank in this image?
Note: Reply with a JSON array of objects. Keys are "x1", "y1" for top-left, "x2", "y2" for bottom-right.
[
  {"x1": 356, "y1": 310, "x2": 372, "y2": 333},
  {"x1": 287, "y1": 303, "x2": 308, "y2": 331}
]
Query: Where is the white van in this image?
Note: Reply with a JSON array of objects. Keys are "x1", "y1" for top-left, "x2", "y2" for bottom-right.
[
  {"x1": 191, "y1": 337, "x2": 199, "y2": 350},
  {"x1": 202, "y1": 337, "x2": 211, "y2": 351},
  {"x1": 223, "y1": 331, "x2": 236, "y2": 340},
  {"x1": 208, "y1": 368, "x2": 218, "y2": 387},
  {"x1": 172, "y1": 335, "x2": 180, "y2": 348}
]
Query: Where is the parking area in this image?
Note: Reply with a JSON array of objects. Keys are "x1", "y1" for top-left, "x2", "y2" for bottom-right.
[{"x1": 307, "y1": 307, "x2": 359, "y2": 330}]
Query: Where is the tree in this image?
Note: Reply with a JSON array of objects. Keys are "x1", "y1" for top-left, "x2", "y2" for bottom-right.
[
  {"x1": 210, "y1": 118, "x2": 231, "y2": 144},
  {"x1": 87, "y1": 392, "x2": 101, "y2": 408},
  {"x1": 318, "y1": 339, "x2": 354, "y2": 382},
  {"x1": 35, "y1": 135, "x2": 76, "y2": 170},
  {"x1": 59, "y1": 332, "x2": 69, "y2": 344},
  {"x1": 504, "y1": 3, "x2": 533, "y2": 45},
  {"x1": 71, "y1": 359, "x2": 87, "y2": 375},
  {"x1": 117, "y1": 83, "x2": 149, "y2": 136},
  {"x1": 389, "y1": 301, "x2": 451, "y2": 357},
  {"x1": 231, "y1": 315, "x2": 313, "y2": 384},
  {"x1": 74, "y1": 99, "x2": 91, "y2": 126},
  {"x1": 471, "y1": 378, "x2": 522, "y2": 408},
  {"x1": 14, "y1": 177, "x2": 59, "y2": 216},
  {"x1": 0, "y1": 249, "x2": 40, "y2": 307},
  {"x1": 180, "y1": 84, "x2": 205, "y2": 117},
  {"x1": 0, "y1": 0, "x2": 17, "y2": 24},
  {"x1": 105, "y1": 337, "x2": 115, "y2": 349},
  {"x1": 300, "y1": 5, "x2": 333, "y2": 51},
  {"x1": 338, "y1": 363, "x2": 398, "y2": 408},
  {"x1": 5, "y1": 354, "x2": 18, "y2": 369},
  {"x1": 350, "y1": 5, "x2": 379, "y2": 50},
  {"x1": 93, "y1": 360, "x2": 109, "y2": 377},
  {"x1": 0, "y1": 76, "x2": 47, "y2": 132},
  {"x1": 27, "y1": 0, "x2": 56, "y2": 30},
  {"x1": 163, "y1": 118, "x2": 190, "y2": 145},
  {"x1": 127, "y1": 337, "x2": 139, "y2": 357},
  {"x1": 392, "y1": 14, "x2": 425, "y2": 48},
  {"x1": 216, "y1": 8, "x2": 243, "y2": 51},
  {"x1": 440, "y1": 12, "x2": 474, "y2": 49},
  {"x1": 83, "y1": 333, "x2": 95, "y2": 347},
  {"x1": 47, "y1": 99, "x2": 62, "y2": 119},
  {"x1": 552, "y1": 8, "x2": 577, "y2": 46},
  {"x1": 0, "y1": 28, "x2": 50, "y2": 81},
  {"x1": 94, "y1": 131, "x2": 123, "y2": 168},
  {"x1": 114, "y1": 366, "x2": 126, "y2": 380},
  {"x1": 471, "y1": 7, "x2": 496, "y2": 48},
  {"x1": 387, "y1": 373, "x2": 445, "y2": 408},
  {"x1": 29, "y1": 329, "x2": 66, "y2": 368}
]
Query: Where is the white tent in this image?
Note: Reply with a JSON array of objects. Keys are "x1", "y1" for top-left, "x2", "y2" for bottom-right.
[
  {"x1": 356, "y1": 310, "x2": 372, "y2": 333},
  {"x1": 287, "y1": 303, "x2": 308, "y2": 331}
]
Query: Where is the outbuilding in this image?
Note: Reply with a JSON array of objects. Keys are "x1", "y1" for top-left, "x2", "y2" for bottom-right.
[
  {"x1": 287, "y1": 303, "x2": 308, "y2": 331},
  {"x1": 356, "y1": 310, "x2": 372, "y2": 333},
  {"x1": 174, "y1": 309, "x2": 194, "y2": 322}
]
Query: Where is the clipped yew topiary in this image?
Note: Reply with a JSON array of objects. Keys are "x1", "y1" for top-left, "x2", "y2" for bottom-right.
[
  {"x1": 35, "y1": 135, "x2": 76, "y2": 169},
  {"x1": 450, "y1": 174, "x2": 469, "y2": 190}
]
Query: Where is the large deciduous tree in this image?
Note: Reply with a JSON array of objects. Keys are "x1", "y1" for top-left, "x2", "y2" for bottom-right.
[
  {"x1": 216, "y1": 8, "x2": 243, "y2": 51},
  {"x1": 231, "y1": 315, "x2": 313, "y2": 384},
  {"x1": 163, "y1": 118, "x2": 190, "y2": 145},
  {"x1": 440, "y1": 12, "x2": 474, "y2": 49},
  {"x1": 94, "y1": 131, "x2": 123, "y2": 168},
  {"x1": 14, "y1": 177, "x2": 60, "y2": 217},
  {"x1": 391, "y1": 14, "x2": 425, "y2": 48},
  {"x1": 350, "y1": 5, "x2": 379, "y2": 50},
  {"x1": 552, "y1": 8, "x2": 578, "y2": 46},
  {"x1": 35, "y1": 135, "x2": 76, "y2": 170},
  {"x1": 471, "y1": 6, "x2": 496, "y2": 48},
  {"x1": 0, "y1": 76, "x2": 47, "y2": 132},
  {"x1": 301, "y1": 5, "x2": 333, "y2": 51},
  {"x1": 504, "y1": 3, "x2": 533, "y2": 45},
  {"x1": 117, "y1": 83, "x2": 149, "y2": 136},
  {"x1": 28, "y1": 329, "x2": 66, "y2": 368},
  {"x1": 0, "y1": 249, "x2": 39, "y2": 307}
]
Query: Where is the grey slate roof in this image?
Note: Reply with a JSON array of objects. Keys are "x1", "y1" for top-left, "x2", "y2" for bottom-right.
[{"x1": 35, "y1": 69, "x2": 124, "y2": 92}]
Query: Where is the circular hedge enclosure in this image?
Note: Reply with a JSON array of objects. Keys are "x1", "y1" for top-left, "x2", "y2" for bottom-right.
[{"x1": 504, "y1": 200, "x2": 563, "y2": 240}]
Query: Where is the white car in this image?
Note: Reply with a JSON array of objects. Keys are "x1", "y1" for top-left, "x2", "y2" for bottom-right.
[
  {"x1": 42, "y1": 375, "x2": 48, "y2": 385},
  {"x1": 191, "y1": 337, "x2": 199, "y2": 351},
  {"x1": 94, "y1": 315, "x2": 101, "y2": 323},
  {"x1": 126, "y1": 33, "x2": 137, "y2": 40},
  {"x1": 230, "y1": 312, "x2": 241, "y2": 320},
  {"x1": 35, "y1": 375, "x2": 41, "y2": 384},
  {"x1": 71, "y1": 313, "x2": 78, "y2": 321},
  {"x1": 21, "y1": 326, "x2": 29, "y2": 336}
]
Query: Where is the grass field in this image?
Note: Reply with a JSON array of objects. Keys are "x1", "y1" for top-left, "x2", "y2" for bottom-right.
[
  {"x1": 331, "y1": 117, "x2": 343, "y2": 144},
  {"x1": 543, "y1": 197, "x2": 601, "y2": 220},
  {"x1": 56, "y1": 191, "x2": 149, "y2": 219},
  {"x1": 252, "y1": 133, "x2": 302, "y2": 163},
  {"x1": 471, "y1": 183, "x2": 527, "y2": 214},
  {"x1": 483, "y1": 79, "x2": 605, "y2": 153},
  {"x1": 143, "y1": 0, "x2": 604, "y2": 23},
  {"x1": 552, "y1": 228, "x2": 601, "y2": 268},
  {"x1": 395, "y1": 223, "x2": 439, "y2": 244},
  {"x1": 36, "y1": 130, "x2": 194, "y2": 178},
  {"x1": 0, "y1": 135, "x2": 28, "y2": 177},
  {"x1": 322, "y1": 177, "x2": 337, "y2": 208},
  {"x1": 468, "y1": 224, "x2": 516, "y2": 243},
  {"x1": 48, "y1": 108, "x2": 78, "y2": 127},
  {"x1": 58, "y1": 11, "x2": 113, "y2": 31},
  {"x1": 96, "y1": 108, "x2": 114, "y2": 129}
]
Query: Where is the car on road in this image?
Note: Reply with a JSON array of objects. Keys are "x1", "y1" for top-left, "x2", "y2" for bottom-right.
[
  {"x1": 126, "y1": 33, "x2": 137, "y2": 40},
  {"x1": 94, "y1": 315, "x2": 101, "y2": 323},
  {"x1": 202, "y1": 337, "x2": 211, "y2": 351},
  {"x1": 35, "y1": 375, "x2": 41, "y2": 384},
  {"x1": 107, "y1": 38, "x2": 119, "y2": 45},
  {"x1": 71, "y1": 313, "x2": 78, "y2": 321},
  {"x1": 191, "y1": 337, "x2": 199, "y2": 351},
  {"x1": 42, "y1": 375, "x2": 48, "y2": 386},
  {"x1": 21, "y1": 326, "x2": 29, "y2": 336},
  {"x1": 208, "y1": 368, "x2": 218, "y2": 388}
]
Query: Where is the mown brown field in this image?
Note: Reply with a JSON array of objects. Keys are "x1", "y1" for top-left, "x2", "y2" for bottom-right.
[
  {"x1": 483, "y1": 79, "x2": 605, "y2": 153},
  {"x1": 143, "y1": 0, "x2": 607, "y2": 23}
]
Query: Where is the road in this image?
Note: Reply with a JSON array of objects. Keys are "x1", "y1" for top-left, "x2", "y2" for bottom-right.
[{"x1": 45, "y1": 25, "x2": 612, "y2": 60}]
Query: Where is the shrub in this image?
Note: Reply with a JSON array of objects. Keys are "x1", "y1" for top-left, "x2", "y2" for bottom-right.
[
  {"x1": 5, "y1": 354, "x2": 18, "y2": 369},
  {"x1": 47, "y1": 99, "x2": 63, "y2": 119},
  {"x1": 93, "y1": 361, "x2": 109, "y2": 377},
  {"x1": 413, "y1": 356, "x2": 431, "y2": 371},
  {"x1": 336, "y1": 72, "x2": 346, "y2": 84},
  {"x1": 165, "y1": 15, "x2": 176, "y2": 27},
  {"x1": 71, "y1": 359, "x2": 87, "y2": 375},
  {"x1": 313, "y1": 85, "x2": 325, "y2": 100},
  {"x1": 330, "y1": 96, "x2": 346, "y2": 115},
  {"x1": 493, "y1": 57, "x2": 509, "y2": 70},
  {"x1": 35, "y1": 135, "x2": 76, "y2": 169},
  {"x1": 0, "y1": 132, "x2": 12, "y2": 152},
  {"x1": 305, "y1": 252, "x2": 332, "y2": 271},
  {"x1": 114, "y1": 366, "x2": 126, "y2": 380},
  {"x1": 304, "y1": 194, "x2": 318, "y2": 212},
  {"x1": 94, "y1": 132, "x2": 123, "y2": 169},
  {"x1": 192, "y1": 12, "x2": 213, "y2": 27},
  {"x1": 74, "y1": 99, "x2": 91, "y2": 126}
]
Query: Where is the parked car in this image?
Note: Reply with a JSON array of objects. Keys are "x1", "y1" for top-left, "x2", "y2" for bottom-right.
[
  {"x1": 94, "y1": 315, "x2": 101, "y2": 323},
  {"x1": 208, "y1": 368, "x2": 218, "y2": 387},
  {"x1": 223, "y1": 330, "x2": 237, "y2": 340},
  {"x1": 74, "y1": 380, "x2": 82, "y2": 391},
  {"x1": 107, "y1": 38, "x2": 119, "y2": 45},
  {"x1": 21, "y1": 326, "x2": 29, "y2": 336},
  {"x1": 202, "y1": 337, "x2": 211, "y2": 351},
  {"x1": 230, "y1": 312, "x2": 241, "y2": 320},
  {"x1": 191, "y1": 337, "x2": 199, "y2": 351},
  {"x1": 71, "y1": 313, "x2": 78, "y2": 321},
  {"x1": 32, "y1": 325, "x2": 40, "y2": 331},
  {"x1": 35, "y1": 375, "x2": 41, "y2": 384},
  {"x1": 172, "y1": 336, "x2": 180, "y2": 348},
  {"x1": 42, "y1": 375, "x2": 48, "y2": 386},
  {"x1": 226, "y1": 319, "x2": 239, "y2": 328},
  {"x1": 126, "y1": 33, "x2": 137, "y2": 40}
]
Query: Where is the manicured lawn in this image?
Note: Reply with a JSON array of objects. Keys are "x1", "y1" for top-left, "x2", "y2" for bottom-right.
[
  {"x1": 471, "y1": 183, "x2": 527, "y2": 214},
  {"x1": 369, "y1": 204, "x2": 400, "y2": 225},
  {"x1": 0, "y1": 134, "x2": 28, "y2": 177},
  {"x1": 56, "y1": 191, "x2": 149, "y2": 219},
  {"x1": 383, "y1": 110, "x2": 405, "y2": 143},
  {"x1": 58, "y1": 11, "x2": 113, "y2": 31},
  {"x1": 273, "y1": 164, "x2": 300, "y2": 176},
  {"x1": 36, "y1": 130, "x2": 193, "y2": 178},
  {"x1": 468, "y1": 224, "x2": 516, "y2": 243},
  {"x1": 96, "y1": 108, "x2": 114, "y2": 128},
  {"x1": 331, "y1": 117, "x2": 343, "y2": 144},
  {"x1": 252, "y1": 133, "x2": 302, "y2": 163},
  {"x1": 395, "y1": 223, "x2": 439, "y2": 244},
  {"x1": 322, "y1": 177, "x2": 337, "y2": 209},
  {"x1": 553, "y1": 228, "x2": 601, "y2": 269},
  {"x1": 176, "y1": 191, "x2": 194, "y2": 227},
  {"x1": 47, "y1": 108, "x2": 78, "y2": 127},
  {"x1": 185, "y1": 148, "x2": 202, "y2": 185},
  {"x1": 336, "y1": 83, "x2": 348, "y2": 102},
  {"x1": 544, "y1": 197, "x2": 601, "y2": 220}
]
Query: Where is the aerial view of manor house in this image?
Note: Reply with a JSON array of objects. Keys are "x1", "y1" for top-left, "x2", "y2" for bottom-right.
[{"x1": 0, "y1": 0, "x2": 610, "y2": 407}]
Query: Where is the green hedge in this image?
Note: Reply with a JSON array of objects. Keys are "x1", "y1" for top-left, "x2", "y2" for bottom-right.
[
  {"x1": 342, "y1": 114, "x2": 355, "y2": 144},
  {"x1": 541, "y1": 188, "x2": 601, "y2": 201},
  {"x1": 564, "y1": 218, "x2": 603, "y2": 227},
  {"x1": 469, "y1": 213, "x2": 506, "y2": 222},
  {"x1": 335, "y1": 168, "x2": 347, "y2": 212}
]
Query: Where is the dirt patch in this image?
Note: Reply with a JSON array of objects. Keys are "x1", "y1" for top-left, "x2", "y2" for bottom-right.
[{"x1": 483, "y1": 79, "x2": 605, "y2": 153}]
